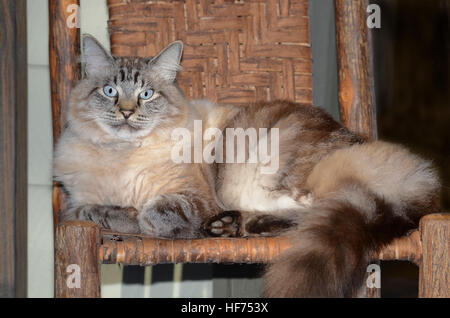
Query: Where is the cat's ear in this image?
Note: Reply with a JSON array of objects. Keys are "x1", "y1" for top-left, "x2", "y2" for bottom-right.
[
  {"x1": 82, "y1": 34, "x2": 114, "y2": 78},
  {"x1": 149, "y1": 41, "x2": 183, "y2": 82}
]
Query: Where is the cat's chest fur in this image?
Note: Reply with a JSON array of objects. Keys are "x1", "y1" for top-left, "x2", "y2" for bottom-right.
[{"x1": 54, "y1": 134, "x2": 194, "y2": 209}]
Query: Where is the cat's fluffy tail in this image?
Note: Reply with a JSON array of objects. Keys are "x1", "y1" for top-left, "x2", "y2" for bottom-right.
[{"x1": 264, "y1": 141, "x2": 440, "y2": 297}]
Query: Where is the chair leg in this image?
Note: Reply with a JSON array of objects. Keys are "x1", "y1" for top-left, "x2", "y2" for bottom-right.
[
  {"x1": 55, "y1": 221, "x2": 102, "y2": 298},
  {"x1": 419, "y1": 214, "x2": 449, "y2": 298}
]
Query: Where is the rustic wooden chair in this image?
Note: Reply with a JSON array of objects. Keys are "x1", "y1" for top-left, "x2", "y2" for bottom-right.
[{"x1": 50, "y1": 0, "x2": 449, "y2": 298}]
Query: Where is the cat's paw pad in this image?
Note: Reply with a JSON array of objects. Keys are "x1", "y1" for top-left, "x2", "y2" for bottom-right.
[{"x1": 204, "y1": 211, "x2": 241, "y2": 237}]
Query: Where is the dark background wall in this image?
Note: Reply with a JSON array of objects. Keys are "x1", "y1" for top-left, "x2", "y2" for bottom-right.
[
  {"x1": 372, "y1": 0, "x2": 449, "y2": 210},
  {"x1": 371, "y1": 0, "x2": 449, "y2": 298}
]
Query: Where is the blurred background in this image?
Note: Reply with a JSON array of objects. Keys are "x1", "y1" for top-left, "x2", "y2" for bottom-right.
[{"x1": 19, "y1": 0, "x2": 449, "y2": 298}]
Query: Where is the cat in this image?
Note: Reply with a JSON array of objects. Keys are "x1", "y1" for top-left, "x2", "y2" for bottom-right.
[{"x1": 54, "y1": 35, "x2": 440, "y2": 297}]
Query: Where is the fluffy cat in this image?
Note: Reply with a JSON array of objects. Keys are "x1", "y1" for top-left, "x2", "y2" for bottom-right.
[{"x1": 54, "y1": 35, "x2": 440, "y2": 297}]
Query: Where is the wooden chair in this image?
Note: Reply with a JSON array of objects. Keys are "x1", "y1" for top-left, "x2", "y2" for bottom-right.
[{"x1": 50, "y1": 0, "x2": 449, "y2": 298}]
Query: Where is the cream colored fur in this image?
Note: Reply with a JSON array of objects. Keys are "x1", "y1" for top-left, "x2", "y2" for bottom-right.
[
  {"x1": 54, "y1": 94, "x2": 216, "y2": 211},
  {"x1": 305, "y1": 141, "x2": 439, "y2": 211}
]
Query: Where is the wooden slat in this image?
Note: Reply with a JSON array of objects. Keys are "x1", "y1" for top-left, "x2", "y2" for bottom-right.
[
  {"x1": 0, "y1": 0, "x2": 27, "y2": 298},
  {"x1": 377, "y1": 230, "x2": 422, "y2": 266},
  {"x1": 100, "y1": 229, "x2": 423, "y2": 266},
  {"x1": 49, "y1": 0, "x2": 81, "y2": 226},
  {"x1": 101, "y1": 232, "x2": 292, "y2": 265}
]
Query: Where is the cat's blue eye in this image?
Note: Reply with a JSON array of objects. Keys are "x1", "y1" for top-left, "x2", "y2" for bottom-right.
[
  {"x1": 139, "y1": 89, "x2": 154, "y2": 100},
  {"x1": 103, "y1": 85, "x2": 118, "y2": 98}
]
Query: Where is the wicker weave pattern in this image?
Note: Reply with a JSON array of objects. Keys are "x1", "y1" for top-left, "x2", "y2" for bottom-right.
[{"x1": 107, "y1": 0, "x2": 313, "y2": 105}]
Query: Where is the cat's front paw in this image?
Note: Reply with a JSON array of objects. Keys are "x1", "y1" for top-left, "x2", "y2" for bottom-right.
[
  {"x1": 204, "y1": 211, "x2": 242, "y2": 237},
  {"x1": 65, "y1": 205, "x2": 140, "y2": 234}
]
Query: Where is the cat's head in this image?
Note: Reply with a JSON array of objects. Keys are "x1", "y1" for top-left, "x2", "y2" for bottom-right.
[{"x1": 69, "y1": 35, "x2": 186, "y2": 141}]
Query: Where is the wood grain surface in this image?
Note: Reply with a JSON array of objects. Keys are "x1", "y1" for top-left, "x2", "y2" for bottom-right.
[
  {"x1": 0, "y1": 0, "x2": 27, "y2": 298},
  {"x1": 419, "y1": 214, "x2": 449, "y2": 298},
  {"x1": 335, "y1": 0, "x2": 378, "y2": 140},
  {"x1": 49, "y1": 0, "x2": 81, "y2": 226},
  {"x1": 55, "y1": 221, "x2": 101, "y2": 298},
  {"x1": 100, "y1": 228, "x2": 424, "y2": 266}
]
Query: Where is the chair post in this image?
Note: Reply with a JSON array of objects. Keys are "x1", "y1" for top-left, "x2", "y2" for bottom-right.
[
  {"x1": 49, "y1": 0, "x2": 81, "y2": 226},
  {"x1": 335, "y1": 0, "x2": 379, "y2": 298},
  {"x1": 55, "y1": 221, "x2": 102, "y2": 298},
  {"x1": 335, "y1": 0, "x2": 378, "y2": 141},
  {"x1": 419, "y1": 214, "x2": 449, "y2": 298}
]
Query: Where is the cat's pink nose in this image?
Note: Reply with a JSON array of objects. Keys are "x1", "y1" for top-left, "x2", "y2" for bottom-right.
[{"x1": 120, "y1": 109, "x2": 134, "y2": 119}]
